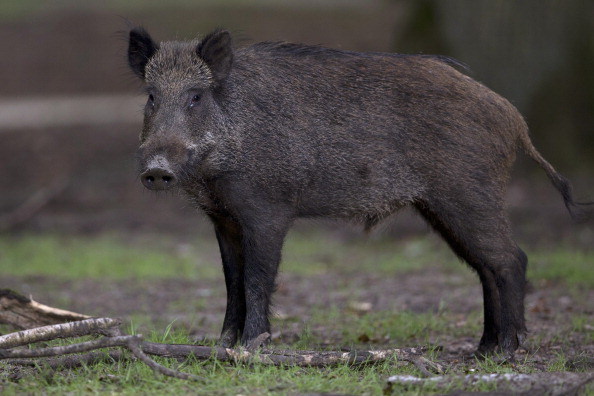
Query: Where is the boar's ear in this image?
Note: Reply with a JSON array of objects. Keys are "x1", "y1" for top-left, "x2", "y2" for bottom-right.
[
  {"x1": 128, "y1": 27, "x2": 159, "y2": 80},
  {"x1": 197, "y1": 29, "x2": 233, "y2": 83}
]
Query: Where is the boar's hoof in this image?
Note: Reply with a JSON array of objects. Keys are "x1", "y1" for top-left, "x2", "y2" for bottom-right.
[
  {"x1": 218, "y1": 331, "x2": 240, "y2": 348},
  {"x1": 141, "y1": 167, "x2": 176, "y2": 190}
]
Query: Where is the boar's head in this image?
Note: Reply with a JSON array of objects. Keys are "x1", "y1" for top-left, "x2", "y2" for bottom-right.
[{"x1": 128, "y1": 27, "x2": 233, "y2": 191}]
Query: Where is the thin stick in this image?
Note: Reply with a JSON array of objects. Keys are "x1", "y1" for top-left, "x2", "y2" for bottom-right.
[
  {"x1": 0, "y1": 335, "x2": 133, "y2": 359},
  {"x1": 0, "y1": 317, "x2": 121, "y2": 349},
  {"x1": 5, "y1": 350, "x2": 125, "y2": 370},
  {"x1": 126, "y1": 336, "x2": 205, "y2": 381},
  {"x1": 1, "y1": 334, "x2": 203, "y2": 381}
]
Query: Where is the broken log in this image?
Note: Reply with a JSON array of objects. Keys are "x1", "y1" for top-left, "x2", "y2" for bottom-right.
[{"x1": 0, "y1": 289, "x2": 90, "y2": 330}]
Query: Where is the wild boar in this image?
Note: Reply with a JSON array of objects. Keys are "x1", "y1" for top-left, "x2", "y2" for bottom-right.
[{"x1": 128, "y1": 27, "x2": 591, "y2": 358}]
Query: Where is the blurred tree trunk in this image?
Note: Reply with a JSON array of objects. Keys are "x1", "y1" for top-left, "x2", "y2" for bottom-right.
[{"x1": 395, "y1": 0, "x2": 594, "y2": 173}]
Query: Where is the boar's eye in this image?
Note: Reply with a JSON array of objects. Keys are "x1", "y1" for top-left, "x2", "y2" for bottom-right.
[
  {"x1": 147, "y1": 93, "x2": 155, "y2": 107},
  {"x1": 189, "y1": 94, "x2": 201, "y2": 107}
]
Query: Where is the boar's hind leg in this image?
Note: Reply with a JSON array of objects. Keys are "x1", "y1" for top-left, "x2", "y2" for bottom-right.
[
  {"x1": 213, "y1": 218, "x2": 246, "y2": 347},
  {"x1": 415, "y1": 198, "x2": 527, "y2": 358}
]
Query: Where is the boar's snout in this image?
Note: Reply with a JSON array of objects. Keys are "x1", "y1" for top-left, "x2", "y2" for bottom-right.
[
  {"x1": 141, "y1": 167, "x2": 176, "y2": 190},
  {"x1": 140, "y1": 154, "x2": 177, "y2": 191}
]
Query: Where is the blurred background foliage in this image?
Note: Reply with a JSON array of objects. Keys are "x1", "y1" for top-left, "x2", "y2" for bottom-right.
[
  {"x1": 2, "y1": 0, "x2": 592, "y2": 170},
  {"x1": 398, "y1": 0, "x2": 594, "y2": 173},
  {"x1": 0, "y1": 0, "x2": 592, "y2": 238}
]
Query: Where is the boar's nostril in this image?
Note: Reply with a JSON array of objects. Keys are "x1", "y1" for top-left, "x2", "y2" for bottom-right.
[{"x1": 141, "y1": 168, "x2": 176, "y2": 191}]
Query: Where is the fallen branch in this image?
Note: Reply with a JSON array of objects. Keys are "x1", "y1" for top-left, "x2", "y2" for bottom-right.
[
  {"x1": 0, "y1": 290, "x2": 442, "y2": 380},
  {"x1": 1, "y1": 334, "x2": 131, "y2": 360},
  {"x1": 386, "y1": 372, "x2": 594, "y2": 395},
  {"x1": 126, "y1": 336, "x2": 205, "y2": 381},
  {"x1": 1, "y1": 321, "x2": 440, "y2": 370},
  {"x1": 5, "y1": 350, "x2": 125, "y2": 370},
  {"x1": 1, "y1": 319, "x2": 441, "y2": 379},
  {"x1": 1, "y1": 332, "x2": 204, "y2": 381},
  {"x1": 0, "y1": 318, "x2": 203, "y2": 381},
  {"x1": 142, "y1": 339, "x2": 441, "y2": 372},
  {"x1": 0, "y1": 317, "x2": 119, "y2": 349}
]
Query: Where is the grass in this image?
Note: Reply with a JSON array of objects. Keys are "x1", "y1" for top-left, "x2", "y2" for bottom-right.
[
  {"x1": 1, "y1": 361, "x2": 401, "y2": 395},
  {"x1": 4, "y1": 230, "x2": 591, "y2": 286},
  {"x1": 528, "y1": 248, "x2": 594, "y2": 288},
  {"x1": 283, "y1": 230, "x2": 456, "y2": 276},
  {"x1": 3, "y1": 330, "x2": 589, "y2": 395},
  {"x1": 0, "y1": 326, "x2": 408, "y2": 395},
  {"x1": 0, "y1": 230, "x2": 456, "y2": 281},
  {"x1": 0, "y1": 233, "x2": 219, "y2": 280},
  {"x1": 1, "y1": 230, "x2": 593, "y2": 395}
]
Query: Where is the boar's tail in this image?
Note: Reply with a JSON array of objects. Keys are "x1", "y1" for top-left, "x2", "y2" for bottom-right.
[{"x1": 519, "y1": 127, "x2": 593, "y2": 222}]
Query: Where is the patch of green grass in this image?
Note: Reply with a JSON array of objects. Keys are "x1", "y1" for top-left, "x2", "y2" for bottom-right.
[
  {"x1": 285, "y1": 231, "x2": 594, "y2": 289},
  {"x1": 546, "y1": 352, "x2": 569, "y2": 372},
  {"x1": 277, "y1": 301, "x2": 484, "y2": 357},
  {"x1": 283, "y1": 230, "x2": 457, "y2": 276},
  {"x1": 0, "y1": 234, "x2": 219, "y2": 280},
  {"x1": 571, "y1": 314, "x2": 594, "y2": 343},
  {"x1": 528, "y1": 248, "x2": 594, "y2": 288},
  {"x1": 0, "y1": 231, "x2": 454, "y2": 281},
  {"x1": 339, "y1": 310, "x2": 445, "y2": 345},
  {"x1": 3, "y1": 323, "x2": 568, "y2": 396}
]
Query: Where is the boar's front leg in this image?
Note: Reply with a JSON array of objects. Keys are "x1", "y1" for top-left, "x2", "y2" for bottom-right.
[
  {"x1": 238, "y1": 210, "x2": 292, "y2": 346},
  {"x1": 212, "y1": 217, "x2": 246, "y2": 347},
  {"x1": 212, "y1": 206, "x2": 292, "y2": 347}
]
